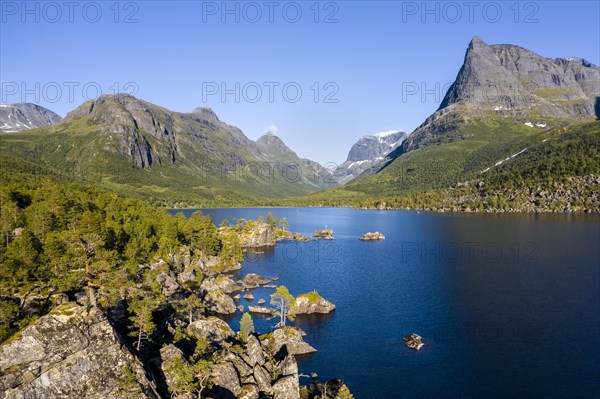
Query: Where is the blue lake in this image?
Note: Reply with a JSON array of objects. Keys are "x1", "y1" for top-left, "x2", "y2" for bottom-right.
[{"x1": 174, "y1": 208, "x2": 600, "y2": 399}]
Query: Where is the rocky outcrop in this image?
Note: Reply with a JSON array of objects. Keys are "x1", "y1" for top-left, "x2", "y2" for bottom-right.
[
  {"x1": 0, "y1": 302, "x2": 158, "y2": 399},
  {"x1": 313, "y1": 228, "x2": 334, "y2": 240},
  {"x1": 248, "y1": 306, "x2": 274, "y2": 314},
  {"x1": 187, "y1": 317, "x2": 234, "y2": 345},
  {"x1": 334, "y1": 130, "x2": 410, "y2": 184},
  {"x1": 243, "y1": 273, "x2": 271, "y2": 289},
  {"x1": 214, "y1": 275, "x2": 242, "y2": 294},
  {"x1": 403, "y1": 333, "x2": 424, "y2": 350},
  {"x1": 359, "y1": 231, "x2": 385, "y2": 241},
  {"x1": 239, "y1": 222, "x2": 277, "y2": 248},
  {"x1": 263, "y1": 327, "x2": 317, "y2": 356},
  {"x1": 0, "y1": 103, "x2": 61, "y2": 133},
  {"x1": 294, "y1": 292, "x2": 336, "y2": 314},
  {"x1": 397, "y1": 37, "x2": 600, "y2": 156},
  {"x1": 200, "y1": 278, "x2": 236, "y2": 315}
]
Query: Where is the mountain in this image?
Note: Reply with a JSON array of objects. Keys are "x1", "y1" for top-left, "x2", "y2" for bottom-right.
[
  {"x1": 256, "y1": 131, "x2": 337, "y2": 187},
  {"x1": 0, "y1": 103, "x2": 61, "y2": 133},
  {"x1": 297, "y1": 37, "x2": 599, "y2": 209},
  {"x1": 398, "y1": 36, "x2": 599, "y2": 154},
  {"x1": 0, "y1": 94, "x2": 334, "y2": 205},
  {"x1": 333, "y1": 130, "x2": 409, "y2": 184}
]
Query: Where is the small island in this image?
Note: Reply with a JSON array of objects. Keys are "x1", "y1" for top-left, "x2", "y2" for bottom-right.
[
  {"x1": 403, "y1": 333, "x2": 424, "y2": 351},
  {"x1": 313, "y1": 227, "x2": 334, "y2": 240},
  {"x1": 360, "y1": 231, "x2": 385, "y2": 241}
]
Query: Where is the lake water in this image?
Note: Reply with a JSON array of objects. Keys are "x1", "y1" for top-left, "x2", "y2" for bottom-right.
[{"x1": 174, "y1": 208, "x2": 600, "y2": 399}]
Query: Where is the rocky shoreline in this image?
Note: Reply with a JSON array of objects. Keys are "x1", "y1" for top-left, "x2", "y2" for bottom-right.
[{"x1": 0, "y1": 219, "x2": 351, "y2": 399}]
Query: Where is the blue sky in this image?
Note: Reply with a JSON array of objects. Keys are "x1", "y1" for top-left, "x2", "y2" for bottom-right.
[{"x1": 1, "y1": 1, "x2": 599, "y2": 164}]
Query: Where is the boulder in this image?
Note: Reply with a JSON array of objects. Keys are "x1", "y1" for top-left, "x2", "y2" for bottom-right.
[
  {"x1": 160, "y1": 344, "x2": 188, "y2": 393},
  {"x1": 239, "y1": 384, "x2": 260, "y2": 399},
  {"x1": 294, "y1": 292, "x2": 336, "y2": 314},
  {"x1": 253, "y1": 364, "x2": 273, "y2": 395},
  {"x1": 244, "y1": 293, "x2": 255, "y2": 301},
  {"x1": 267, "y1": 327, "x2": 317, "y2": 356},
  {"x1": 215, "y1": 275, "x2": 241, "y2": 294},
  {"x1": 257, "y1": 298, "x2": 266, "y2": 305},
  {"x1": 272, "y1": 375, "x2": 300, "y2": 399},
  {"x1": 187, "y1": 317, "x2": 234, "y2": 344},
  {"x1": 212, "y1": 361, "x2": 242, "y2": 397},
  {"x1": 203, "y1": 289, "x2": 236, "y2": 314},
  {"x1": 248, "y1": 306, "x2": 274, "y2": 314},
  {"x1": 201, "y1": 278, "x2": 236, "y2": 314},
  {"x1": 243, "y1": 273, "x2": 270, "y2": 289},
  {"x1": 0, "y1": 302, "x2": 158, "y2": 399},
  {"x1": 246, "y1": 335, "x2": 265, "y2": 367},
  {"x1": 403, "y1": 333, "x2": 424, "y2": 350}
]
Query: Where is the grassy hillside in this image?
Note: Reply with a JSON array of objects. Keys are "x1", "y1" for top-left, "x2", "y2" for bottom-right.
[
  {"x1": 0, "y1": 115, "x2": 327, "y2": 207},
  {"x1": 285, "y1": 120, "x2": 600, "y2": 211}
]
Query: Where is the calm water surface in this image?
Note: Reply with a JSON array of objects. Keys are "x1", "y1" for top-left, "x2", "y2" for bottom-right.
[{"x1": 174, "y1": 208, "x2": 600, "y2": 399}]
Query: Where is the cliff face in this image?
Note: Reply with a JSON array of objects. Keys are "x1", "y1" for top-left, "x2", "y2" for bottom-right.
[
  {"x1": 0, "y1": 302, "x2": 158, "y2": 399},
  {"x1": 439, "y1": 36, "x2": 599, "y2": 117},
  {"x1": 397, "y1": 36, "x2": 600, "y2": 155},
  {"x1": 334, "y1": 130, "x2": 409, "y2": 184}
]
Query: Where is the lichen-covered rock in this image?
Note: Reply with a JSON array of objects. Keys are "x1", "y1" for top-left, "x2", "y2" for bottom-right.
[
  {"x1": 246, "y1": 335, "x2": 265, "y2": 367},
  {"x1": 253, "y1": 364, "x2": 272, "y2": 395},
  {"x1": 248, "y1": 306, "x2": 274, "y2": 314},
  {"x1": 187, "y1": 317, "x2": 234, "y2": 344},
  {"x1": 212, "y1": 361, "x2": 242, "y2": 397},
  {"x1": 160, "y1": 344, "x2": 188, "y2": 393},
  {"x1": 294, "y1": 292, "x2": 336, "y2": 314},
  {"x1": 359, "y1": 231, "x2": 385, "y2": 241},
  {"x1": 272, "y1": 375, "x2": 300, "y2": 399},
  {"x1": 238, "y1": 222, "x2": 276, "y2": 248},
  {"x1": 243, "y1": 273, "x2": 270, "y2": 289},
  {"x1": 214, "y1": 275, "x2": 242, "y2": 294},
  {"x1": 267, "y1": 327, "x2": 317, "y2": 356},
  {"x1": 0, "y1": 302, "x2": 158, "y2": 399},
  {"x1": 200, "y1": 278, "x2": 236, "y2": 314},
  {"x1": 239, "y1": 383, "x2": 260, "y2": 399}
]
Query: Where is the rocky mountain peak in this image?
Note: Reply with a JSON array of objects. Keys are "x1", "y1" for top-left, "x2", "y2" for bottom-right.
[
  {"x1": 438, "y1": 36, "x2": 599, "y2": 118},
  {"x1": 0, "y1": 103, "x2": 61, "y2": 133},
  {"x1": 191, "y1": 106, "x2": 220, "y2": 122}
]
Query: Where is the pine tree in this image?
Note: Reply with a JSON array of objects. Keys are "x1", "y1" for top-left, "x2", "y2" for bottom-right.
[
  {"x1": 270, "y1": 285, "x2": 295, "y2": 327},
  {"x1": 335, "y1": 384, "x2": 354, "y2": 399},
  {"x1": 239, "y1": 312, "x2": 255, "y2": 339}
]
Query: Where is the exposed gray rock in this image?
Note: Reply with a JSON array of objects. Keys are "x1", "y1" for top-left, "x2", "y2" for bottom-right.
[
  {"x1": 0, "y1": 103, "x2": 61, "y2": 133},
  {"x1": 246, "y1": 335, "x2": 265, "y2": 367},
  {"x1": 248, "y1": 306, "x2": 274, "y2": 314},
  {"x1": 398, "y1": 36, "x2": 600, "y2": 156},
  {"x1": 267, "y1": 327, "x2": 317, "y2": 356},
  {"x1": 214, "y1": 275, "x2": 241, "y2": 294},
  {"x1": 200, "y1": 278, "x2": 236, "y2": 314},
  {"x1": 239, "y1": 222, "x2": 277, "y2": 248},
  {"x1": 243, "y1": 273, "x2": 270, "y2": 289},
  {"x1": 212, "y1": 361, "x2": 242, "y2": 396},
  {"x1": 294, "y1": 293, "x2": 336, "y2": 314},
  {"x1": 160, "y1": 344, "x2": 188, "y2": 394},
  {"x1": 0, "y1": 302, "x2": 157, "y2": 399},
  {"x1": 272, "y1": 375, "x2": 300, "y2": 399},
  {"x1": 359, "y1": 231, "x2": 385, "y2": 241},
  {"x1": 253, "y1": 364, "x2": 272, "y2": 395},
  {"x1": 187, "y1": 317, "x2": 234, "y2": 344},
  {"x1": 334, "y1": 130, "x2": 409, "y2": 184}
]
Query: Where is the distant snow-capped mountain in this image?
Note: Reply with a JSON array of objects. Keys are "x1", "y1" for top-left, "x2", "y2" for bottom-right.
[
  {"x1": 0, "y1": 103, "x2": 61, "y2": 133},
  {"x1": 334, "y1": 130, "x2": 409, "y2": 184}
]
